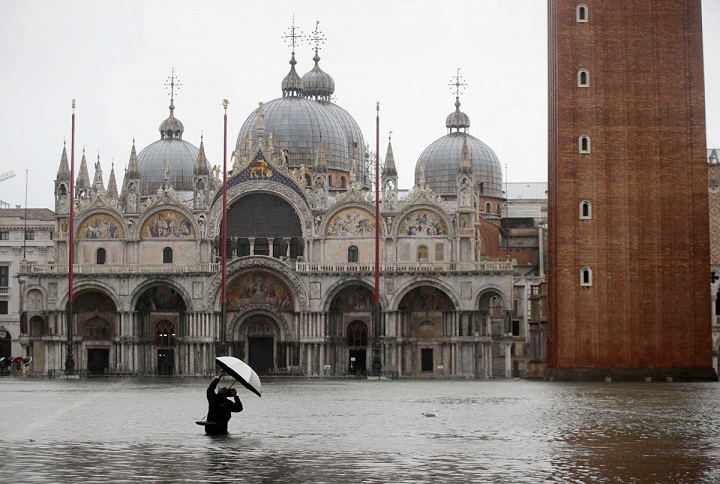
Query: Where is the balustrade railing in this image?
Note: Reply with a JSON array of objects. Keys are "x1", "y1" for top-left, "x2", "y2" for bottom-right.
[{"x1": 19, "y1": 263, "x2": 221, "y2": 275}]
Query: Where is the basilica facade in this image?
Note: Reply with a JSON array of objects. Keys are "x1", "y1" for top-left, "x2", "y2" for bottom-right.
[{"x1": 17, "y1": 45, "x2": 527, "y2": 379}]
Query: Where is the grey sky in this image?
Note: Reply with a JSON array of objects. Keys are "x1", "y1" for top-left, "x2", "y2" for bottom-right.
[{"x1": 1, "y1": 1, "x2": 719, "y2": 209}]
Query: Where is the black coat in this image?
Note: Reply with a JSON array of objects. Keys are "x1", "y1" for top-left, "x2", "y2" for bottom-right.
[{"x1": 206, "y1": 377, "x2": 243, "y2": 435}]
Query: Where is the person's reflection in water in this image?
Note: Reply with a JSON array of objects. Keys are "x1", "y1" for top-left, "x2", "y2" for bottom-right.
[{"x1": 206, "y1": 369, "x2": 243, "y2": 435}]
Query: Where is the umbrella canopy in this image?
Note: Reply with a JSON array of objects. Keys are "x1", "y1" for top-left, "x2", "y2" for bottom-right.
[
  {"x1": 215, "y1": 356, "x2": 262, "y2": 397},
  {"x1": 12, "y1": 356, "x2": 24, "y2": 364},
  {"x1": 23, "y1": 356, "x2": 32, "y2": 366}
]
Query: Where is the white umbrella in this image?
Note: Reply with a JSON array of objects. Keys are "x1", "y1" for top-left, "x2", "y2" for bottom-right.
[{"x1": 215, "y1": 356, "x2": 262, "y2": 397}]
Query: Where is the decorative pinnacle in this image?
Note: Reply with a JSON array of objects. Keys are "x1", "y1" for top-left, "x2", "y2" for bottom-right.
[
  {"x1": 309, "y1": 20, "x2": 325, "y2": 54},
  {"x1": 165, "y1": 68, "x2": 182, "y2": 103},
  {"x1": 222, "y1": 99, "x2": 229, "y2": 112},
  {"x1": 376, "y1": 101, "x2": 380, "y2": 113},
  {"x1": 389, "y1": 131, "x2": 393, "y2": 141},
  {"x1": 282, "y1": 15, "x2": 304, "y2": 53},
  {"x1": 71, "y1": 99, "x2": 76, "y2": 111},
  {"x1": 449, "y1": 67, "x2": 467, "y2": 98}
]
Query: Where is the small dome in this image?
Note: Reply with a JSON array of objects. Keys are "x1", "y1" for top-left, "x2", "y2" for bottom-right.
[
  {"x1": 159, "y1": 102, "x2": 185, "y2": 140},
  {"x1": 415, "y1": 132, "x2": 503, "y2": 198},
  {"x1": 446, "y1": 97, "x2": 470, "y2": 132},
  {"x1": 302, "y1": 53, "x2": 335, "y2": 101},
  {"x1": 281, "y1": 52, "x2": 304, "y2": 97},
  {"x1": 236, "y1": 96, "x2": 350, "y2": 172}
]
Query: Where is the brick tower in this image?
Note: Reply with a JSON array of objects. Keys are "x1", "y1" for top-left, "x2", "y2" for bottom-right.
[{"x1": 547, "y1": 0, "x2": 717, "y2": 380}]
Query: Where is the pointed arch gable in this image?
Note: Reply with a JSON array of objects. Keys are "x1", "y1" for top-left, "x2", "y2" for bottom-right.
[
  {"x1": 77, "y1": 212, "x2": 125, "y2": 239},
  {"x1": 139, "y1": 208, "x2": 195, "y2": 239},
  {"x1": 397, "y1": 208, "x2": 450, "y2": 237}
]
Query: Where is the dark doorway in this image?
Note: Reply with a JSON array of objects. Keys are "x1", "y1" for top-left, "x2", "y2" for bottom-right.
[
  {"x1": 157, "y1": 349, "x2": 175, "y2": 376},
  {"x1": 349, "y1": 349, "x2": 366, "y2": 374},
  {"x1": 421, "y1": 348, "x2": 434, "y2": 372},
  {"x1": 87, "y1": 348, "x2": 109, "y2": 376},
  {"x1": 248, "y1": 337, "x2": 274, "y2": 374}
]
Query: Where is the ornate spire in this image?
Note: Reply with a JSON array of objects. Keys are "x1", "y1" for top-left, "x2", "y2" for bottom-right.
[
  {"x1": 459, "y1": 137, "x2": 473, "y2": 174},
  {"x1": 92, "y1": 152, "x2": 105, "y2": 193},
  {"x1": 57, "y1": 140, "x2": 70, "y2": 180},
  {"x1": 446, "y1": 68, "x2": 471, "y2": 133},
  {"x1": 314, "y1": 130, "x2": 327, "y2": 171},
  {"x1": 107, "y1": 162, "x2": 119, "y2": 199},
  {"x1": 126, "y1": 138, "x2": 140, "y2": 178},
  {"x1": 383, "y1": 132, "x2": 397, "y2": 177},
  {"x1": 195, "y1": 134, "x2": 209, "y2": 175},
  {"x1": 281, "y1": 17, "x2": 304, "y2": 97},
  {"x1": 76, "y1": 148, "x2": 91, "y2": 192},
  {"x1": 159, "y1": 69, "x2": 185, "y2": 139}
]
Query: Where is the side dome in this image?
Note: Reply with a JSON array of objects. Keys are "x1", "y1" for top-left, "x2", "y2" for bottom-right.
[
  {"x1": 415, "y1": 132, "x2": 503, "y2": 198},
  {"x1": 236, "y1": 97, "x2": 350, "y2": 172},
  {"x1": 137, "y1": 100, "x2": 201, "y2": 196},
  {"x1": 137, "y1": 139, "x2": 200, "y2": 195}
]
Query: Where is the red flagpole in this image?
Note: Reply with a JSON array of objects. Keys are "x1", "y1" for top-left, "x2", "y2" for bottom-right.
[
  {"x1": 374, "y1": 102, "x2": 380, "y2": 305},
  {"x1": 66, "y1": 99, "x2": 76, "y2": 375},
  {"x1": 220, "y1": 100, "x2": 229, "y2": 355},
  {"x1": 372, "y1": 102, "x2": 381, "y2": 375}
]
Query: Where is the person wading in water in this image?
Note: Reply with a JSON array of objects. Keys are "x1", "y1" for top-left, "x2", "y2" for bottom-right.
[{"x1": 205, "y1": 369, "x2": 243, "y2": 435}]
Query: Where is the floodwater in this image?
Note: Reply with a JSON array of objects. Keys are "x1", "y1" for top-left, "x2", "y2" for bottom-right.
[{"x1": 1, "y1": 377, "x2": 719, "y2": 483}]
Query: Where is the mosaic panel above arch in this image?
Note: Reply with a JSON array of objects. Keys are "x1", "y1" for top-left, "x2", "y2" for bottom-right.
[
  {"x1": 227, "y1": 270, "x2": 294, "y2": 312},
  {"x1": 78, "y1": 214, "x2": 124, "y2": 239},
  {"x1": 398, "y1": 210, "x2": 448, "y2": 236},
  {"x1": 140, "y1": 209, "x2": 194, "y2": 238},
  {"x1": 398, "y1": 286, "x2": 455, "y2": 312},
  {"x1": 325, "y1": 208, "x2": 376, "y2": 237}
]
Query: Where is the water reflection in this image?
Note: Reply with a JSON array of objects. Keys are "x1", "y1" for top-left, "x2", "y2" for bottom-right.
[{"x1": 1, "y1": 379, "x2": 719, "y2": 483}]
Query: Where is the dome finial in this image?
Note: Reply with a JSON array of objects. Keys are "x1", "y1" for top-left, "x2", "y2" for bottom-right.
[
  {"x1": 165, "y1": 67, "x2": 182, "y2": 109},
  {"x1": 446, "y1": 68, "x2": 471, "y2": 133},
  {"x1": 281, "y1": 17, "x2": 305, "y2": 97},
  {"x1": 302, "y1": 20, "x2": 335, "y2": 100}
]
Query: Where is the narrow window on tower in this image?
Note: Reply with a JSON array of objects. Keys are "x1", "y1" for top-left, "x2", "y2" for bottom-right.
[
  {"x1": 576, "y1": 5, "x2": 588, "y2": 23},
  {"x1": 580, "y1": 200, "x2": 592, "y2": 219},
  {"x1": 96, "y1": 248, "x2": 106, "y2": 265},
  {"x1": 578, "y1": 69, "x2": 589, "y2": 87},
  {"x1": 580, "y1": 267, "x2": 593, "y2": 287},
  {"x1": 485, "y1": 201, "x2": 492, "y2": 213},
  {"x1": 579, "y1": 135, "x2": 591, "y2": 153},
  {"x1": 163, "y1": 247, "x2": 173, "y2": 264}
]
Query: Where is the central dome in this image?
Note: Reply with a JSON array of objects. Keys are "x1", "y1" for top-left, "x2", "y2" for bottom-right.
[{"x1": 236, "y1": 97, "x2": 350, "y2": 172}]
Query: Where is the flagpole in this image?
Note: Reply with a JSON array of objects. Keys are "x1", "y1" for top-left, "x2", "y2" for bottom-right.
[
  {"x1": 220, "y1": 99, "x2": 229, "y2": 357},
  {"x1": 65, "y1": 99, "x2": 76, "y2": 376},
  {"x1": 372, "y1": 102, "x2": 381, "y2": 376}
]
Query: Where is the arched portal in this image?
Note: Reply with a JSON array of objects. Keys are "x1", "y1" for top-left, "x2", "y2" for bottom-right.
[
  {"x1": 328, "y1": 285, "x2": 375, "y2": 375},
  {"x1": 232, "y1": 313, "x2": 283, "y2": 375},
  {"x1": 73, "y1": 290, "x2": 117, "y2": 376},
  {"x1": 135, "y1": 285, "x2": 187, "y2": 375},
  {"x1": 397, "y1": 285, "x2": 455, "y2": 376}
]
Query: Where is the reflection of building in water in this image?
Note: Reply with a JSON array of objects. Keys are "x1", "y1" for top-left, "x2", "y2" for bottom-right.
[{"x1": 15, "y1": 27, "x2": 545, "y2": 380}]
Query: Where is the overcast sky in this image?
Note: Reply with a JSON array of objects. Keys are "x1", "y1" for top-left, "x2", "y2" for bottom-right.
[{"x1": 2, "y1": 0, "x2": 720, "y2": 209}]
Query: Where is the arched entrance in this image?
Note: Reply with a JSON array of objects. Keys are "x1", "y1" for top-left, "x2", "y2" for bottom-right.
[
  {"x1": 0, "y1": 329, "x2": 10, "y2": 376},
  {"x1": 135, "y1": 285, "x2": 187, "y2": 374},
  {"x1": 155, "y1": 320, "x2": 176, "y2": 376},
  {"x1": 328, "y1": 285, "x2": 375, "y2": 376},
  {"x1": 346, "y1": 320, "x2": 368, "y2": 374},
  {"x1": 397, "y1": 285, "x2": 455, "y2": 376},
  {"x1": 73, "y1": 290, "x2": 117, "y2": 376},
  {"x1": 234, "y1": 315, "x2": 281, "y2": 375}
]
